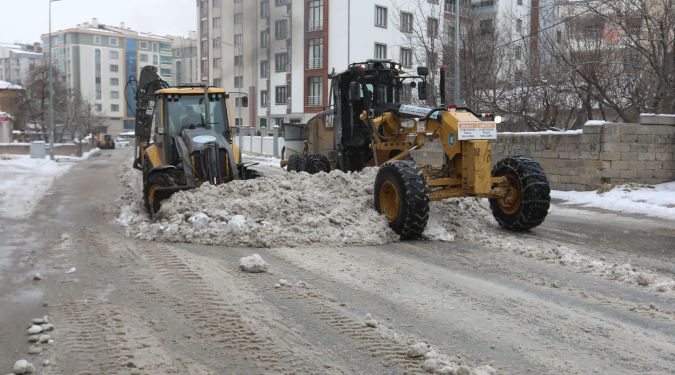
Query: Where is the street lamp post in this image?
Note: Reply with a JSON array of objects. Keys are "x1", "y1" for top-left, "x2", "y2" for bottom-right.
[{"x1": 48, "y1": 0, "x2": 62, "y2": 160}]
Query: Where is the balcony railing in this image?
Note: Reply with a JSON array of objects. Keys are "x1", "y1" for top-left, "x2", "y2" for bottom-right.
[
  {"x1": 306, "y1": 95, "x2": 322, "y2": 107},
  {"x1": 307, "y1": 58, "x2": 323, "y2": 69},
  {"x1": 307, "y1": 20, "x2": 324, "y2": 32}
]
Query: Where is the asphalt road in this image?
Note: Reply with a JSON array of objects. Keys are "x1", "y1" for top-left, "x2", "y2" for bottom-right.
[{"x1": 1, "y1": 149, "x2": 673, "y2": 374}]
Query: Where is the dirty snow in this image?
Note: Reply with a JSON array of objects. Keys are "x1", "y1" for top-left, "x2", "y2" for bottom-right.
[
  {"x1": 242, "y1": 153, "x2": 282, "y2": 168},
  {"x1": 0, "y1": 155, "x2": 71, "y2": 219},
  {"x1": 117, "y1": 165, "x2": 674, "y2": 292},
  {"x1": 552, "y1": 182, "x2": 675, "y2": 221},
  {"x1": 239, "y1": 254, "x2": 269, "y2": 273},
  {"x1": 118, "y1": 168, "x2": 401, "y2": 247}
]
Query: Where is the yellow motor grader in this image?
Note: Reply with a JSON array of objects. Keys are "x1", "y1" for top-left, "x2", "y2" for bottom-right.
[
  {"x1": 131, "y1": 66, "x2": 260, "y2": 216},
  {"x1": 284, "y1": 60, "x2": 550, "y2": 238}
]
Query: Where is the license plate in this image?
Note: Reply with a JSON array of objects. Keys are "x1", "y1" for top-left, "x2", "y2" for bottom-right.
[{"x1": 457, "y1": 122, "x2": 497, "y2": 140}]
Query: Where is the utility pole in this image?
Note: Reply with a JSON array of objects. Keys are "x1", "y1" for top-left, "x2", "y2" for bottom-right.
[
  {"x1": 454, "y1": 0, "x2": 461, "y2": 105},
  {"x1": 48, "y1": 0, "x2": 62, "y2": 160}
]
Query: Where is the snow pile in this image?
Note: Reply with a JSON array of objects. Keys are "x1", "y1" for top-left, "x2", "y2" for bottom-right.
[
  {"x1": 552, "y1": 182, "x2": 675, "y2": 221},
  {"x1": 0, "y1": 155, "x2": 72, "y2": 219},
  {"x1": 405, "y1": 341, "x2": 496, "y2": 374},
  {"x1": 118, "y1": 168, "x2": 401, "y2": 247}
]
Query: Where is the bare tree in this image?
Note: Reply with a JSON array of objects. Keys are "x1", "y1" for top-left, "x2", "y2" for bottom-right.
[{"x1": 391, "y1": 0, "x2": 447, "y2": 106}]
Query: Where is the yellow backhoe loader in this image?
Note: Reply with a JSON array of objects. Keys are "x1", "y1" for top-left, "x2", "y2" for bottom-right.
[{"x1": 130, "y1": 66, "x2": 260, "y2": 216}]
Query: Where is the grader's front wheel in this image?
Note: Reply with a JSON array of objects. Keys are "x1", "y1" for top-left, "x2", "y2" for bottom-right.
[
  {"x1": 374, "y1": 161, "x2": 429, "y2": 239},
  {"x1": 489, "y1": 156, "x2": 550, "y2": 231}
]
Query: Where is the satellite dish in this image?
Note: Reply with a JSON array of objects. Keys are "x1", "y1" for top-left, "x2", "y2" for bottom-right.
[{"x1": 193, "y1": 135, "x2": 217, "y2": 144}]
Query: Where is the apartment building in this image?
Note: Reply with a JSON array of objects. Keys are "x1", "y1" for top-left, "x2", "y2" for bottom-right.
[
  {"x1": 0, "y1": 43, "x2": 44, "y2": 86},
  {"x1": 42, "y1": 19, "x2": 174, "y2": 134},
  {"x1": 170, "y1": 32, "x2": 200, "y2": 85},
  {"x1": 198, "y1": 0, "x2": 439, "y2": 132}
]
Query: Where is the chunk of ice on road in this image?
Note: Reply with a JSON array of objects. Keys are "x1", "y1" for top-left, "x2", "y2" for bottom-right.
[
  {"x1": 406, "y1": 341, "x2": 429, "y2": 358},
  {"x1": 189, "y1": 212, "x2": 210, "y2": 230},
  {"x1": 239, "y1": 254, "x2": 268, "y2": 273},
  {"x1": 227, "y1": 215, "x2": 247, "y2": 231}
]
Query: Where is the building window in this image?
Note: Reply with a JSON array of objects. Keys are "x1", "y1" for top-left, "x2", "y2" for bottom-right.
[
  {"x1": 400, "y1": 47, "x2": 413, "y2": 67},
  {"x1": 95, "y1": 49, "x2": 101, "y2": 100},
  {"x1": 213, "y1": 38, "x2": 220, "y2": 48},
  {"x1": 260, "y1": 90, "x2": 268, "y2": 107},
  {"x1": 201, "y1": 20, "x2": 208, "y2": 34},
  {"x1": 400, "y1": 11, "x2": 413, "y2": 33},
  {"x1": 261, "y1": 0, "x2": 269, "y2": 17},
  {"x1": 235, "y1": 97, "x2": 242, "y2": 107},
  {"x1": 234, "y1": 55, "x2": 243, "y2": 66},
  {"x1": 140, "y1": 54, "x2": 148, "y2": 62},
  {"x1": 201, "y1": 59, "x2": 208, "y2": 73},
  {"x1": 213, "y1": 0, "x2": 221, "y2": 7},
  {"x1": 213, "y1": 78, "x2": 222, "y2": 87},
  {"x1": 234, "y1": 13, "x2": 243, "y2": 24},
  {"x1": 234, "y1": 76, "x2": 243, "y2": 88},
  {"x1": 260, "y1": 30, "x2": 269, "y2": 48},
  {"x1": 375, "y1": 6, "x2": 388, "y2": 28},
  {"x1": 152, "y1": 42, "x2": 158, "y2": 52},
  {"x1": 480, "y1": 19, "x2": 494, "y2": 35},
  {"x1": 307, "y1": 76, "x2": 322, "y2": 107},
  {"x1": 308, "y1": 38, "x2": 323, "y2": 69},
  {"x1": 139, "y1": 41, "x2": 148, "y2": 49},
  {"x1": 517, "y1": 0, "x2": 523, "y2": 5},
  {"x1": 275, "y1": 85, "x2": 287, "y2": 104},
  {"x1": 275, "y1": 52, "x2": 288, "y2": 72},
  {"x1": 111, "y1": 91, "x2": 119, "y2": 99},
  {"x1": 110, "y1": 64, "x2": 119, "y2": 72},
  {"x1": 308, "y1": 0, "x2": 324, "y2": 31},
  {"x1": 234, "y1": 34, "x2": 243, "y2": 46},
  {"x1": 111, "y1": 104, "x2": 119, "y2": 112},
  {"x1": 515, "y1": 46, "x2": 522, "y2": 60},
  {"x1": 93, "y1": 35, "x2": 101, "y2": 45},
  {"x1": 428, "y1": 17, "x2": 439, "y2": 38},
  {"x1": 153, "y1": 55, "x2": 159, "y2": 65},
  {"x1": 213, "y1": 17, "x2": 221, "y2": 28},
  {"x1": 275, "y1": 19, "x2": 288, "y2": 39},
  {"x1": 95, "y1": 104, "x2": 102, "y2": 112},
  {"x1": 109, "y1": 50, "x2": 119, "y2": 59},
  {"x1": 260, "y1": 60, "x2": 268, "y2": 77},
  {"x1": 234, "y1": 118, "x2": 243, "y2": 126},
  {"x1": 110, "y1": 78, "x2": 119, "y2": 86},
  {"x1": 275, "y1": 0, "x2": 287, "y2": 6},
  {"x1": 374, "y1": 43, "x2": 387, "y2": 59},
  {"x1": 213, "y1": 58, "x2": 221, "y2": 68},
  {"x1": 516, "y1": 18, "x2": 522, "y2": 33},
  {"x1": 109, "y1": 37, "x2": 119, "y2": 47}
]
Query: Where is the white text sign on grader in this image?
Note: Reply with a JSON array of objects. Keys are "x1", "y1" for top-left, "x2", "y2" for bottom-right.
[{"x1": 457, "y1": 122, "x2": 497, "y2": 140}]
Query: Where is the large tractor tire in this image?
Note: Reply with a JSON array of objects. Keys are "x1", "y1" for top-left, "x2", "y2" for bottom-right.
[
  {"x1": 305, "y1": 154, "x2": 331, "y2": 174},
  {"x1": 286, "y1": 154, "x2": 307, "y2": 172},
  {"x1": 489, "y1": 155, "x2": 550, "y2": 231},
  {"x1": 374, "y1": 160, "x2": 429, "y2": 239},
  {"x1": 143, "y1": 170, "x2": 177, "y2": 217}
]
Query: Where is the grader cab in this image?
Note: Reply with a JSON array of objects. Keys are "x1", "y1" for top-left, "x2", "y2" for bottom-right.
[{"x1": 284, "y1": 60, "x2": 551, "y2": 238}]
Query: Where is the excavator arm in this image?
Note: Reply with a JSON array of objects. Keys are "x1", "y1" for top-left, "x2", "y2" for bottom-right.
[{"x1": 132, "y1": 66, "x2": 169, "y2": 170}]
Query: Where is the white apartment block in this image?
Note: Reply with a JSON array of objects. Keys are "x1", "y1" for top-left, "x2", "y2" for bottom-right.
[
  {"x1": 170, "y1": 32, "x2": 200, "y2": 85},
  {"x1": 0, "y1": 43, "x2": 44, "y2": 86},
  {"x1": 42, "y1": 19, "x2": 175, "y2": 135},
  {"x1": 198, "y1": 0, "x2": 442, "y2": 132}
]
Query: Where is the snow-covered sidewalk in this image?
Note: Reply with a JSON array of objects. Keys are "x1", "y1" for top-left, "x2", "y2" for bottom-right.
[
  {"x1": 552, "y1": 182, "x2": 675, "y2": 221},
  {"x1": 0, "y1": 150, "x2": 99, "y2": 220}
]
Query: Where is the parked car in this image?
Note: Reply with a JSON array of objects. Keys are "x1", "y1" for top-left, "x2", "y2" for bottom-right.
[{"x1": 114, "y1": 138, "x2": 131, "y2": 147}]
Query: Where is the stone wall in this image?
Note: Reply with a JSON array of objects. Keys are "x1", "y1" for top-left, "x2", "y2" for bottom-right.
[{"x1": 492, "y1": 115, "x2": 675, "y2": 191}]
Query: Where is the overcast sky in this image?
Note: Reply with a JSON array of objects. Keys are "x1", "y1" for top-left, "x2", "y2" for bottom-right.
[{"x1": 1, "y1": 0, "x2": 197, "y2": 44}]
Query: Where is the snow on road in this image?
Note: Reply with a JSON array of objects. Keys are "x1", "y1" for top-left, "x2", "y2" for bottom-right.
[
  {"x1": 0, "y1": 150, "x2": 100, "y2": 220},
  {"x1": 0, "y1": 155, "x2": 72, "y2": 219},
  {"x1": 552, "y1": 182, "x2": 675, "y2": 221},
  {"x1": 117, "y1": 166, "x2": 675, "y2": 293}
]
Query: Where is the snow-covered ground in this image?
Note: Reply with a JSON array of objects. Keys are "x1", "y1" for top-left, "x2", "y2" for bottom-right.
[
  {"x1": 242, "y1": 153, "x2": 282, "y2": 168},
  {"x1": 552, "y1": 182, "x2": 675, "y2": 221},
  {"x1": 0, "y1": 150, "x2": 99, "y2": 219}
]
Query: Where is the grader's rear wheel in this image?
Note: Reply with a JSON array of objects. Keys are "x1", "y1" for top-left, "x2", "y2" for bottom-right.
[
  {"x1": 305, "y1": 154, "x2": 331, "y2": 174},
  {"x1": 286, "y1": 154, "x2": 307, "y2": 172},
  {"x1": 374, "y1": 161, "x2": 429, "y2": 239},
  {"x1": 489, "y1": 156, "x2": 550, "y2": 231}
]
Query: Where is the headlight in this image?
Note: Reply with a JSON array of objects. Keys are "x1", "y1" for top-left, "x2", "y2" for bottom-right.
[{"x1": 494, "y1": 115, "x2": 503, "y2": 124}]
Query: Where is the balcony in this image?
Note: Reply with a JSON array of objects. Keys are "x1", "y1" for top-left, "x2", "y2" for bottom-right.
[
  {"x1": 307, "y1": 58, "x2": 323, "y2": 70},
  {"x1": 307, "y1": 20, "x2": 324, "y2": 32},
  {"x1": 306, "y1": 95, "x2": 322, "y2": 107}
]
